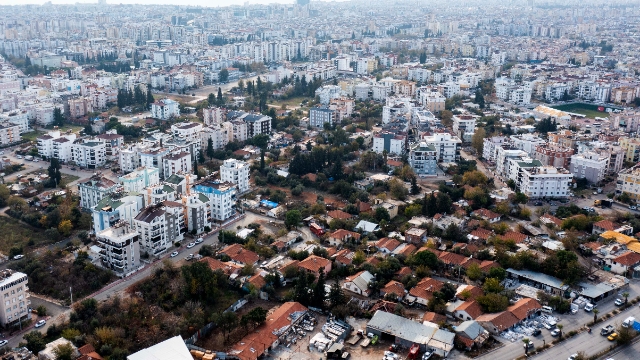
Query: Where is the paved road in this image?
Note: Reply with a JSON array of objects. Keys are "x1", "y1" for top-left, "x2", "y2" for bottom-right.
[{"x1": 600, "y1": 334, "x2": 640, "y2": 359}]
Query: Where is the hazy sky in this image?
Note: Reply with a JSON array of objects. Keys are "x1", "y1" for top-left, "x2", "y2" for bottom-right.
[{"x1": 0, "y1": 0, "x2": 297, "y2": 5}]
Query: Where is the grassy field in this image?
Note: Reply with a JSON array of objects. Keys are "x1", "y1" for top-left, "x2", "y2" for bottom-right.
[
  {"x1": 268, "y1": 96, "x2": 311, "y2": 110},
  {"x1": 21, "y1": 130, "x2": 45, "y2": 142},
  {"x1": 60, "y1": 173, "x2": 80, "y2": 187},
  {"x1": 0, "y1": 216, "x2": 45, "y2": 255},
  {"x1": 551, "y1": 103, "x2": 609, "y2": 119}
]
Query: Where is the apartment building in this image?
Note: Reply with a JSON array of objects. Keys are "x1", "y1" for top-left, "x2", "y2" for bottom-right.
[
  {"x1": 139, "y1": 147, "x2": 172, "y2": 177},
  {"x1": 36, "y1": 130, "x2": 76, "y2": 160},
  {"x1": 78, "y1": 175, "x2": 120, "y2": 209},
  {"x1": 619, "y1": 137, "x2": 640, "y2": 163},
  {"x1": 171, "y1": 122, "x2": 203, "y2": 145},
  {"x1": 309, "y1": 106, "x2": 336, "y2": 128},
  {"x1": 183, "y1": 194, "x2": 211, "y2": 235},
  {"x1": 512, "y1": 163, "x2": 573, "y2": 199},
  {"x1": 203, "y1": 107, "x2": 225, "y2": 126},
  {"x1": 96, "y1": 221, "x2": 141, "y2": 275},
  {"x1": 150, "y1": 99, "x2": 180, "y2": 120},
  {"x1": 134, "y1": 204, "x2": 184, "y2": 257},
  {"x1": 92, "y1": 194, "x2": 145, "y2": 234},
  {"x1": 220, "y1": 158, "x2": 250, "y2": 194},
  {"x1": 511, "y1": 134, "x2": 546, "y2": 156},
  {"x1": 0, "y1": 270, "x2": 30, "y2": 327},
  {"x1": 482, "y1": 136, "x2": 510, "y2": 162},
  {"x1": 243, "y1": 113, "x2": 271, "y2": 137},
  {"x1": 200, "y1": 123, "x2": 232, "y2": 151},
  {"x1": 96, "y1": 132, "x2": 124, "y2": 159},
  {"x1": 119, "y1": 167, "x2": 160, "y2": 193},
  {"x1": 617, "y1": 165, "x2": 640, "y2": 199},
  {"x1": 452, "y1": 115, "x2": 477, "y2": 143},
  {"x1": 422, "y1": 89, "x2": 446, "y2": 113},
  {"x1": 0, "y1": 122, "x2": 20, "y2": 146},
  {"x1": 373, "y1": 131, "x2": 406, "y2": 155},
  {"x1": 422, "y1": 132, "x2": 462, "y2": 163},
  {"x1": 0, "y1": 110, "x2": 29, "y2": 134},
  {"x1": 612, "y1": 109, "x2": 640, "y2": 133},
  {"x1": 192, "y1": 180, "x2": 237, "y2": 222},
  {"x1": 570, "y1": 151, "x2": 609, "y2": 184},
  {"x1": 409, "y1": 142, "x2": 437, "y2": 175},
  {"x1": 533, "y1": 145, "x2": 574, "y2": 168},
  {"x1": 162, "y1": 151, "x2": 191, "y2": 179},
  {"x1": 72, "y1": 141, "x2": 106, "y2": 169}
]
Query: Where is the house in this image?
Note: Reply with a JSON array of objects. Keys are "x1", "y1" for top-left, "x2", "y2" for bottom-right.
[
  {"x1": 405, "y1": 227, "x2": 428, "y2": 244},
  {"x1": 39, "y1": 338, "x2": 80, "y2": 360},
  {"x1": 375, "y1": 202, "x2": 398, "y2": 219},
  {"x1": 468, "y1": 228, "x2": 493, "y2": 242},
  {"x1": 327, "y1": 229, "x2": 361, "y2": 247},
  {"x1": 77, "y1": 344, "x2": 103, "y2": 360},
  {"x1": 507, "y1": 298, "x2": 542, "y2": 323},
  {"x1": 200, "y1": 257, "x2": 242, "y2": 276},
  {"x1": 540, "y1": 213, "x2": 563, "y2": 227},
  {"x1": 422, "y1": 312, "x2": 447, "y2": 325},
  {"x1": 375, "y1": 237, "x2": 401, "y2": 254},
  {"x1": 343, "y1": 270, "x2": 375, "y2": 297},
  {"x1": 456, "y1": 284, "x2": 484, "y2": 300},
  {"x1": 355, "y1": 220, "x2": 380, "y2": 233},
  {"x1": 471, "y1": 208, "x2": 501, "y2": 223},
  {"x1": 606, "y1": 251, "x2": 640, "y2": 277},
  {"x1": 593, "y1": 220, "x2": 618, "y2": 235},
  {"x1": 392, "y1": 243, "x2": 417, "y2": 257},
  {"x1": 500, "y1": 231, "x2": 529, "y2": 244},
  {"x1": 366, "y1": 311, "x2": 441, "y2": 353},
  {"x1": 220, "y1": 244, "x2": 260, "y2": 266},
  {"x1": 380, "y1": 280, "x2": 406, "y2": 300},
  {"x1": 408, "y1": 277, "x2": 444, "y2": 306},
  {"x1": 334, "y1": 249, "x2": 355, "y2": 266},
  {"x1": 327, "y1": 210, "x2": 354, "y2": 222},
  {"x1": 438, "y1": 251, "x2": 467, "y2": 268},
  {"x1": 453, "y1": 300, "x2": 484, "y2": 321},
  {"x1": 476, "y1": 311, "x2": 520, "y2": 335},
  {"x1": 454, "y1": 320, "x2": 490, "y2": 351},
  {"x1": 298, "y1": 255, "x2": 332, "y2": 277}
]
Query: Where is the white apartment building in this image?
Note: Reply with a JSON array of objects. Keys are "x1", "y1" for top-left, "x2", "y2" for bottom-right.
[
  {"x1": 36, "y1": 130, "x2": 77, "y2": 160},
  {"x1": 78, "y1": 175, "x2": 121, "y2": 209},
  {"x1": 452, "y1": 115, "x2": 477, "y2": 143},
  {"x1": 482, "y1": 136, "x2": 509, "y2": 162},
  {"x1": 0, "y1": 122, "x2": 20, "y2": 146},
  {"x1": 0, "y1": 270, "x2": 31, "y2": 327},
  {"x1": 72, "y1": 141, "x2": 106, "y2": 169},
  {"x1": 422, "y1": 132, "x2": 462, "y2": 163},
  {"x1": 92, "y1": 194, "x2": 145, "y2": 234},
  {"x1": 150, "y1": 99, "x2": 180, "y2": 120},
  {"x1": 439, "y1": 82, "x2": 461, "y2": 98},
  {"x1": 0, "y1": 110, "x2": 29, "y2": 133},
  {"x1": 119, "y1": 167, "x2": 161, "y2": 193},
  {"x1": 200, "y1": 123, "x2": 232, "y2": 150},
  {"x1": 612, "y1": 109, "x2": 640, "y2": 133},
  {"x1": 162, "y1": 151, "x2": 191, "y2": 179},
  {"x1": 409, "y1": 142, "x2": 438, "y2": 175},
  {"x1": 309, "y1": 106, "x2": 336, "y2": 128},
  {"x1": 171, "y1": 122, "x2": 203, "y2": 145},
  {"x1": 192, "y1": 180, "x2": 237, "y2": 222},
  {"x1": 96, "y1": 132, "x2": 124, "y2": 159},
  {"x1": 220, "y1": 158, "x2": 250, "y2": 194},
  {"x1": 183, "y1": 194, "x2": 211, "y2": 235},
  {"x1": 134, "y1": 204, "x2": 184, "y2": 257},
  {"x1": 495, "y1": 78, "x2": 533, "y2": 105},
  {"x1": 203, "y1": 107, "x2": 226, "y2": 126},
  {"x1": 419, "y1": 88, "x2": 446, "y2": 113},
  {"x1": 96, "y1": 221, "x2": 141, "y2": 275},
  {"x1": 34, "y1": 103, "x2": 58, "y2": 126},
  {"x1": 373, "y1": 132, "x2": 406, "y2": 155},
  {"x1": 511, "y1": 134, "x2": 546, "y2": 156},
  {"x1": 231, "y1": 120, "x2": 248, "y2": 142},
  {"x1": 315, "y1": 85, "x2": 345, "y2": 105},
  {"x1": 512, "y1": 163, "x2": 573, "y2": 199},
  {"x1": 495, "y1": 147, "x2": 528, "y2": 177},
  {"x1": 544, "y1": 83, "x2": 570, "y2": 101},
  {"x1": 139, "y1": 147, "x2": 172, "y2": 177},
  {"x1": 570, "y1": 152, "x2": 609, "y2": 184}
]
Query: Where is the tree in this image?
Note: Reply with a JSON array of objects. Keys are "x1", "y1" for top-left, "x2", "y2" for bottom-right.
[
  {"x1": 53, "y1": 107, "x2": 65, "y2": 127},
  {"x1": 53, "y1": 343, "x2": 75, "y2": 360},
  {"x1": 58, "y1": 220, "x2": 73, "y2": 237},
  {"x1": 312, "y1": 268, "x2": 327, "y2": 309},
  {"x1": 410, "y1": 176, "x2": 420, "y2": 195},
  {"x1": 467, "y1": 263, "x2": 482, "y2": 281},
  {"x1": 206, "y1": 138, "x2": 214, "y2": 159},
  {"x1": 48, "y1": 158, "x2": 62, "y2": 187},
  {"x1": 410, "y1": 250, "x2": 438, "y2": 269},
  {"x1": 217, "y1": 311, "x2": 238, "y2": 341},
  {"x1": 474, "y1": 89, "x2": 485, "y2": 109},
  {"x1": 23, "y1": 331, "x2": 46, "y2": 353},
  {"x1": 616, "y1": 324, "x2": 635, "y2": 345},
  {"x1": 440, "y1": 110, "x2": 453, "y2": 127},
  {"x1": 238, "y1": 79, "x2": 245, "y2": 92},
  {"x1": 476, "y1": 293, "x2": 509, "y2": 312},
  {"x1": 217, "y1": 87, "x2": 224, "y2": 104},
  {"x1": 285, "y1": 210, "x2": 302, "y2": 229},
  {"x1": 146, "y1": 89, "x2": 154, "y2": 105},
  {"x1": 208, "y1": 93, "x2": 215, "y2": 105},
  {"x1": 556, "y1": 324, "x2": 563, "y2": 339},
  {"x1": 389, "y1": 179, "x2": 408, "y2": 200},
  {"x1": 219, "y1": 68, "x2": 229, "y2": 83},
  {"x1": 483, "y1": 278, "x2": 503, "y2": 293},
  {"x1": 592, "y1": 308, "x2": 599, "y2": 324},
  {"x1": 328, "y1": 281, "x2": 346, "y2": 310},
  {"x1": 375, "y1": 207, "x2": 390, "y2": 222},
  {"x1": 623, "y1": 291, "x2": 630, "y2": 304},
  {"x1": 471, "y1": 127, "x2": 486, "y2": 156},
  {"x1": 198, "y1": 149, "x2": 205, "y2": 163},
  {"x1": 522, "y1": 338, "x2": 530, "y2": 354}
]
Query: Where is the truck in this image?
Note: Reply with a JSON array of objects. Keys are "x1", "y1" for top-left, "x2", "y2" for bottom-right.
[
  {"x1": 622, "y1": 316, "x2": 636, "y2": 328},
  {"x1": 600, "y1": 325, "x2": 614, "y2": 336},
  {"x1": 594, "y1": 199, "x2": 613, "y2": 208},
  {"x1": 360, "y1": 338, "x2": 371, "y2": 347},
  {"x1": 346, "y1": 333, "x2": 362, "y2": 346},
  {"x1": 24, "y1": 155, "x2": 33, "y2": 161}
]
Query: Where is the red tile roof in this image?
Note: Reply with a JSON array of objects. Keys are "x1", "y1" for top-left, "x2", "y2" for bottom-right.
[
  {"x1": 593, "y1": 220, "x2": 617, "y2": 231},
  {"x1": 507, "y1": 298, "x2": 541, "y2": 321},
  {"x1": 455, "y1": 300, "x2": 484, "y2": 319},
  {"x1": 395, "y1": 266, "x2": 413, "y2": 277},
  {"x1": 614, "y1": 251, "x2": 640, "y2": 266},
  {"x1": 220, "y1": 244, "x2": 260, "y2": 265},
  {"x1": 540, "y1": 214, "x2": 563, "y2": 227},
  {"x1": 396, "y1": 244, "x2": 417, "y2": 256},
  {"x1": 200, "y1": 257, "x2": 242, "y2": 276},
  {"x1": 247, "y1": 273, "x2": 266, "y2": 289},
  {"x1": 327, "y1": 210, "x2": 353, "y2": 220},
  {"x1": 381, "y1": 280, "x2": 406, "y2": 298},
  {"x1": 329, "y1": 229, "x2": 361, "y2": 241},
  {"x1": 472, "y1": 208, "x2": 501, "y2": 220},
  {"x1": 470, "y1": 228, "x2": 493, "y2": 241},
  {"x1": 409, "y1": 277, "x2": 444, "y2": 301},
  {"x1": 375, "y1": 237, "x2": 401, "y2": 252},
  {"x1": 500, "y1": 231, "x2": 528, "y2": 244},
  {"x1": 456, "y1": 285, "x2": 484, "y2": 300},
  {"x1": 422, "y1": 311, "x2": 447, "y2": 324},
  {"x1": 477, "y1": 311, "x2": 519, "y2": 332},
  {"x1": 479, "y1": 260, "x2": 500, "y2": 272},
  {"x1": 438, "y1": 251, "x2": 467, "y2": 265},
  {"x1": 298, "y1": 255, "x2": 331, "y2": 274}
]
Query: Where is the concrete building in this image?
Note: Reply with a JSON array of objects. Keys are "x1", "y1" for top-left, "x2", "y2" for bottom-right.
[
  {"x1": 162, "y1": 151, "x2": 191, "y2": 179},
  {"x1": 0, "y1": 122, "x2": 20, "y2": 146},
  {"x1": 511, "y1": 134, "x2": 546, "y2": 157},
  {"x1": 220, "y1": 158, "x2": 250, "y2": 194},
  {"x1": 482, "y1": 137, "x2": 509, "y2": 163},
  {"x1": 616, "y1": 165, "x2": 640, "y2": 199},
  {"x1": 183, "y1": 194, "x2": 211, "y2": 235},
  {"x1": 78, "y1": 175, "x2": 120, "y2": 209},
  {"x1": 96, "y1": 221, "x2": 141, "y2": 275},
  {"x1": 134, "y1": 204, "x2": 185, "y2": 257},
  {"x1": 452, "y1": 115, "x2": 476, "y2": 143},
  {"x1": 96, "y1": 132, "x2": 124, "y2": 159},
  {"x1": 192, "y1": 180, "x2": 237, "y2": 222},
  {"x1": 0, "y1": 270, "x2": 30, "y2": 327},
  {"x1": 512, "y1": 164, "x2": 573, "y2": 199},
  {"x1": 244, "y1": 113, "x2": 272, "y2": 138},
  {"x1": 92, "y1": 194, "x2": 145, "y2": 234},
  {"x1": 422, "y1": 133, "x2": 462, "y2": 163},
  {"x1": 409, "y1": 142, "x2": 437, "y2": 175},
  {"x1": 171, "y1": 122, "x2": 202, "y2": 145},
  {"x1": 533, "y1": 145, "x2": 574, "y2": 169},
  {"x1": 203, "y1": 107, "x2": 225, "y2": 126},
  {"x1": 200, "y1": 123, "x2": 232, "y2": 150},
  {"x1": 570, "y1": 151, "x2": 609, "y2": 184},
  {"x1": 119, "y1": 167, "x2": 161, "y2": 193},
  {"x1": 36, "y1": 130, "x2": 76, "y2": 161},
  {"x1": 150, "y1": 99, "x2": 180, "y2": 120},
  {"x1": 619, "y1": 137, "x2": 640, "y2": 163},
  {"x1": 309, "y1": 106, "x2": 336, "y2": 128},
  {"x1": 72, "y1": 141, "x2": 107, "y2": 169},
  {"x1": 373, "y1": 131, "x2": 406, "y2": 155}
]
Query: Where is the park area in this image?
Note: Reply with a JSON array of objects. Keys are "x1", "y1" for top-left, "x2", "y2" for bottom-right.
[{"x1": 551, "y1": 103, "x2": 611, "y2": 119}]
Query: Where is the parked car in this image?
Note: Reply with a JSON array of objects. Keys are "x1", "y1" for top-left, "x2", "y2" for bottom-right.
[
  {"x1": 585, "y1": 303, "x2": 595, "y2": 312},
  {"x1": 186, "y1": 242, "x2": 196, "y2": 249},
  {"x1": 608, "y1": 332, "x2": 618, "y2": 341},
  {"x1": 185, "y1": 254, "x2": 194, "y2": 261},
  {"x1": 13, "y1": 255, "x2": 24, "y2": 260},
  {"x1": 170, "y1": 251, "x2": 179, "y2": 257},
  {"x1": 523, "y1": 341, "x2": 534, "y2": 349},
  {"x1": 195, "y1": 237, "x2": 204, "y2": 244},
  {"x1": 70, "y1": 167, "x2": 76, "y2": 170},
  {"x1": 0, "y1": 340, "x2": 7, "y2": 347},
  {"x1": 532, "y1": 329, "x2": 542, "y2": 336},
  {"x1": 551, "y1": 329, "x2": 561, "y2": 337},
  {"x1": 615, "y1": 298, "x2": 624, "y2": 306},
  {"x1": 35, "y1": 319, "x2": 46, "y2": 328},
  {"x1": 422, "y1": 349, "x2": 434, "y2": 360},
  {"x1": 568, "y1": 354, "x2": 578, "y2": 360}
]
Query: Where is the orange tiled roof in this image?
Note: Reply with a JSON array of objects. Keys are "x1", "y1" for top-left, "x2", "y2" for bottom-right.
[
  {"x1": 470, "y1": 228, "x2": 493, "y2": 240},
  {"x1": 593, "y1": 220, "x2": 617, "y2": 231},
  {"x1": 375, "y1": 237, "x2": 401, "y2": 252},
  {"x1": 477, "y1": 311, "x2": 519, "y2": 332},
  {"x1": 457, "y1": 285, "x2": 484, "y2": 300},
  {"x1": 438, "y1": 251, "x2": 467, "y2": 265},
  {"x1": 507, "y1": 298, "x2": 541, "y2": 321},
  {"x1": 455, "y1": 300, "x2": 484, "y2": 319},
  {"x1": 329, "y1": 229, "x2": 361, "y2": 241},
  {"x1": 395, "y1": 266, "x2": 413, "y2": 277},
  {"x1": 614, "y1": 251, "x2": 640, "y2": 266},
  {"x1": 298, "y1": 255, "x2": 331, "y2": 274},
  {"x1": 381, "y1": 280, "x2": 405, "y2": 298},
  {"x1": 409, "y1": 277, "x2": 444, "y2": 301},
  {"x1": 500, "y1": 231, "x2": 528, "y2": 244},
  {"x1": 422, "y1": 311, "x2": 447, "y2": 324},
  {"x1": 327, "y1": 210, "x2": 353, "y2": 220},
  {"x1": 220, "y1": 244, "x2": 260, "y2": 265},
  {"x1": 200, "y1": 257, "x2": 242, "y2": 276},
  {"x1": 396, "y1": 244, "x2": 417, "y2": 256},
  {"x1": 479, "y1": 260, "x2": 500, "y2": 272},
  {"x1": 472, "y1": 208, "x2": 501, "y2": 220}
]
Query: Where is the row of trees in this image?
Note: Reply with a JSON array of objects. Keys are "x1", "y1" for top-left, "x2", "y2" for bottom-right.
[{"x1": 116, "y1": 87, "x2": 154, "y2": 109}]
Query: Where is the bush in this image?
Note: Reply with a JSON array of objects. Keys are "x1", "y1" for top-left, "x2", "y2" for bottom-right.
[{"x1": 174, "y1": 242, "x2": 181, "y2": 248}]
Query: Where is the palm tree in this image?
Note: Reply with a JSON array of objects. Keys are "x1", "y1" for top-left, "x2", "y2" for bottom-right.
[
  {"x1": 623, "y1": 292, "x2": 630, "y2": 304},
  {"x1": 557, "y1": 324, "x2": 563, "y2": 339},
  {"x1": 593, "y1": 308, "x2": 599, "y2": 324},
  {"x1": 522, "y1": 338, "x2": 530, "y2": 354}
]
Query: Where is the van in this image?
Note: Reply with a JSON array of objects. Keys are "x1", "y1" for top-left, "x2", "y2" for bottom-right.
[
  {"x1": 541, "y1": 306, "x2": 553, "y2": 313},
  {"x1": 622, "y1": 316, "x2": 636, "y2": 328}
]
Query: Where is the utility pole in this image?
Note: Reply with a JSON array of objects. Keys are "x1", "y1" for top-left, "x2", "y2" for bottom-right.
[{"x1": 70, "y1": 286, "x2": 73, "y2": 304}]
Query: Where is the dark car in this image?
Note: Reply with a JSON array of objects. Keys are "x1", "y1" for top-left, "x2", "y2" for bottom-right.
[{"x1": 532, "y1": 329, "x2": 542, "y2": 336}]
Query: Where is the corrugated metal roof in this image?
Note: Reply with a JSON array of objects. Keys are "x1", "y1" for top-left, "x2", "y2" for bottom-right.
[{"x1": 367, "y1": 310, "x2": 438, "y2": 344}]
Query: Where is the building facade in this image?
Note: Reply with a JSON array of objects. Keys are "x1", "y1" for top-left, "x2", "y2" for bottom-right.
[
  {"x1": 96, "y1": 221, "x2": 141, "y2": 275},
  {"x1": 409, "y1": 142, "x2": 438, "y2": 175},
  {"x1": 0, "y1": 270, "x2": 30, "y2": 327},
  {"x1": 220, "y1": 158, "x2": 250, "y2": 194}
]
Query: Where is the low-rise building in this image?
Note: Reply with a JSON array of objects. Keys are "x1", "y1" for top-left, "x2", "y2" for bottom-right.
[{"x1": 342, "y1": 270, "x2": 375, "y2": 297}]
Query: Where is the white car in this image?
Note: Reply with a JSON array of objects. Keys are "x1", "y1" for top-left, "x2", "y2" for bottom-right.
[
  {"x1": 585, "y1": 303, "x2": 595, "y2": 312},
  {"x1": 170, "y1": 251, "x2": 179, "y2": 258},
  {"x1": 551, "y1": 329, "x2": 561, "y2": 337},
  {"x1": 185, "y1": 254, "x2": 194, "y2": 261},
  {"x1": 568, "y1": 354, "x2": 578, "y2": 360},
  {"x1": 186, "y1": 242, "x2": 196, "y2": 249},
  {"x1": 195, "y1": 238, "x2": 204, "y2": 244},
  {"x1": 615, "y1": 298, "x2": 624, "y2": 306},
  {"x1": 16, "y1": 155, "x2": 22, "y2": 159},
  {"x1": 0, "y1": 340, "x2": 7, "y2": 347},
  {"x1": 13, "y1": 254, "x2": 24, "y2": 260},
  {"x1": 543, "y1": 322, "x2": 554, "y2": 330},
  {"x1": 35, "y1": 319, "x2": 46, "y2": 328}
]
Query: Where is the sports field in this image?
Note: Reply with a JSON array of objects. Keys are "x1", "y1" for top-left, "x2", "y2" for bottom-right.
[{"x1": 550, "y1": 103, "x2": 609, "y2": 119}]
